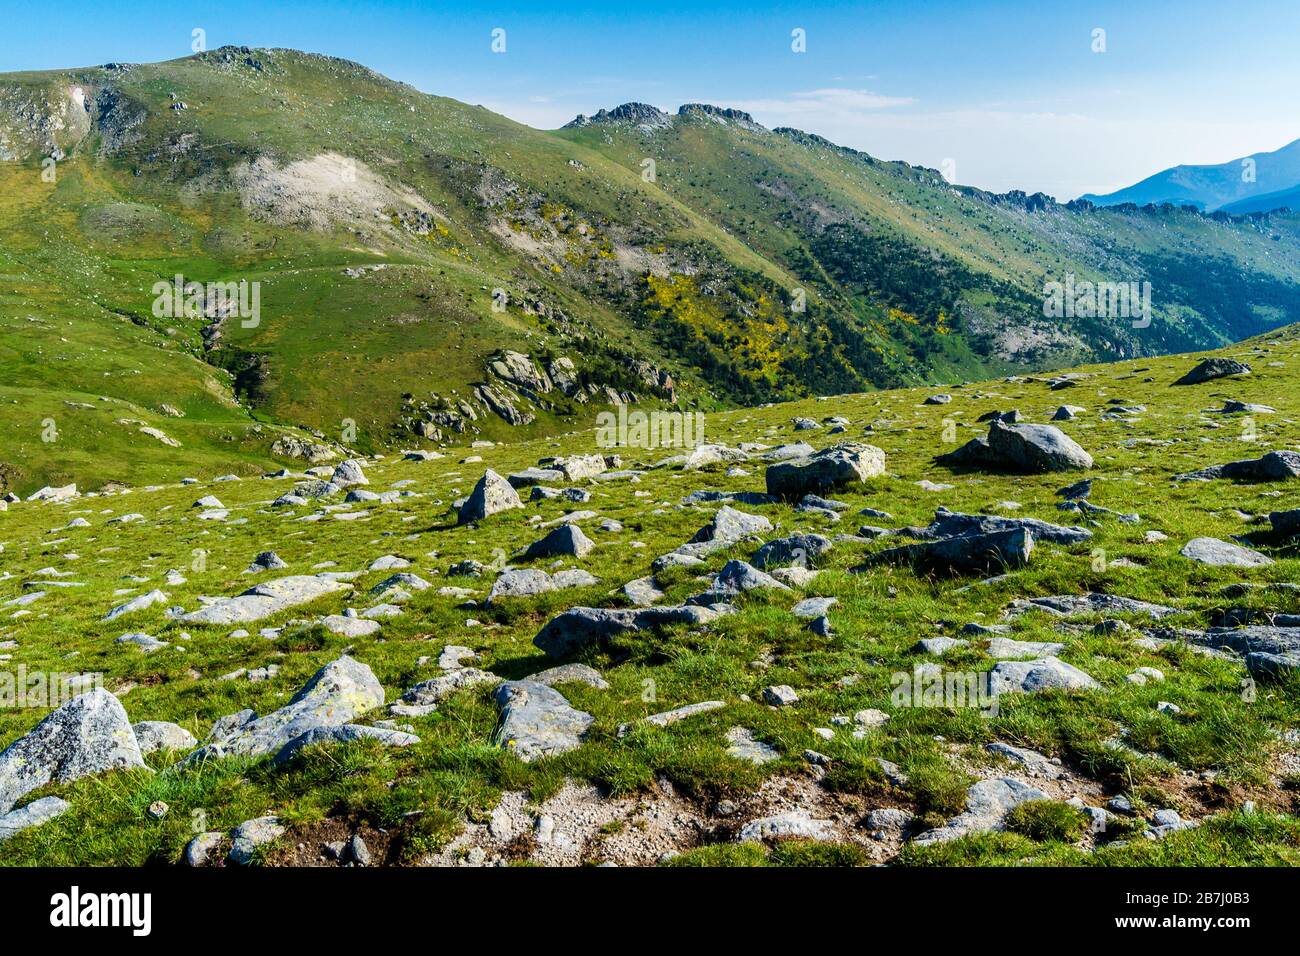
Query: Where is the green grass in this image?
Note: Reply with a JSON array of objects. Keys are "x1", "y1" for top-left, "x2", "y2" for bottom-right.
[
  {"x1": 2, "y1": 325, "x2": 1300, "y2": 866},
  {"x1": 5, "y1": 47, "x2": 1300, "y2": 492}
]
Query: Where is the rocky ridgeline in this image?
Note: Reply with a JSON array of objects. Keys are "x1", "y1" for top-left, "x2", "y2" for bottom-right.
[{"x1": 1, "y1": 352, "x2": 1298, "y2": 864}]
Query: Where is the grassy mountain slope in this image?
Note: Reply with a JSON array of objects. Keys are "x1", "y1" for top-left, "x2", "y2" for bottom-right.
[
  {"x1": 1, "y1": 48, "x2": 1300, "y2": 497},
  {"x1": 1, "y1": 324, "x2": 1299, "y2": 866}
]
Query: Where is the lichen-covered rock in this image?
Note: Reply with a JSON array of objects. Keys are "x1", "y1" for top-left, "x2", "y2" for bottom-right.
[
  {"x1": 187, "y1": 656, "x2": 384, "y2": 763},
  {"x1": 492, "y1": 681, "x2": 593, "y2": 761},
  {"x1": 132, "y1": 721, "x2": 199, "y2": 755},
  {"x1": 0, "y1": 690, "x2": 146, "y2": 815}
]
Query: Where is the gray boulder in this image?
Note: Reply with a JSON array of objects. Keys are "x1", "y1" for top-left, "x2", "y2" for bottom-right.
[
  {"x1": 187, "y1": 656, "x2": 384, "y2": 763},
  {"x1": 523, "y1": 523, "x2": 594, "y2": 560},
  {"x1": 986, "y1": 420, "x2": 1093, "y2": 472},
  {"x1": 678, "y1": 505, "x2": 772, "y2": 557},
  {"x1": 765, "y1": 443, "x2": 886, "y2": 499},
  {"x1": 492, "y1": 681, "x2": 593, "y2": 761},
  {"x1": 180, "y1": 575, "x2": 351, "y2": 625},
  {"x1": 229, "y1": 816, "x2": 284, "y2": 865},
  {"x1": 534, "y1": 605, "x2": 720, "y2": 658},
  {"x1": 132, "y1": 721, "x2": 199, "y2": 754},
  {"x1": 0, "y1": 690, "x2": 146, "y2": 815},
  {"x1": 751, "y1": 533, "x2": 833, "y2": 569},
  {"x1": 330, "y1": 459, "x2": 368, "y2": 488},
  {"x1": 1007, "y1": 592, "x2": 1176, "y2": 618},
  {"x1": 1175, "y1": 450, "x2": 1300, "y2": 482},
  {"x1": 270, "y1": 724, "x2": 420, "y2": 767},
  {"x1": 0, "y1": 796, "x2": 71, "y2": 843},
  {"x1": 988, "y1": 657, "x2": 1098, "y2": 695},
  {"x1": 690, "y1": 559, "x2": 789, "y2": 605},
  {"x1": 1180, "y1": 537, "x2": 1273, "y2": 568},
  {"x1": 913, "y1": 777, "x2": 1050, "y2": 844},
  {"x1": 457, "y1": 469, "x2": 523, "y2": 524},
  {"x1": 858, "y1": 528, "x2": 1034, "y2": 575},
  {"x1": 1173, "y1": 357, "x2": 1251, "y2": 386},
  {"x1": 526, "y1": 663, "x2": 609, "y2": 689},
  {"x1": 923, "y1": 508, "x2": 1092, "y2": 545}
]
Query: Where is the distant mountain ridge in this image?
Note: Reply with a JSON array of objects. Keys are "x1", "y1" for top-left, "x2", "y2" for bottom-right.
[
  {"x1": 1081, "y1": 138, "x2": 1300, "y2": 211},
  {"x1": 3, "y1": 47, "x2": 1300, "y2": 494}
]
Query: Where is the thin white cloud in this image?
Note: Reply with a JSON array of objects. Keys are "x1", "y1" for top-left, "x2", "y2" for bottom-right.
[{"x1": 727, "y1": 88, "x2": 916, "y2": 115}]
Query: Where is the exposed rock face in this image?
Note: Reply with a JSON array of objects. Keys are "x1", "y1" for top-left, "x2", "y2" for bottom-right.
[
  {"x1": 187, "y1": 656, "x2": 385, "y2": 763},
  {"x1": 0, "y1": 690, "x2": 146, "y2": 815},
  {"x1": 859, "y1": 528, "x2": 1034, "y2": 575},
  {"x1": 564, "y1": 102, "x2": 673, "y2": 130},
  {"x1": 492, "y1": 681, "x2": 593, "y2": 761},
  {"x1": 458, "y1": 469, "x2": 524, "y2": 524},
  {"x1": 489, "y1": 350, "x2": 553, "y2": 394},
  {"x1": 1173, "y1": 357, "x2": 1251, "y2": 385},
  {"x1": 765, "y1": 443, "x2": 885, "y2": 499},
  {"x1": 475, "y1": 383, "x2": 534, "y2": 426},
  {"x1": 271, "y1": 436, "x2": 337, "y2": 462},
  {"x1": 1174, "y1": 450, "x2": 1300, "y2": 482}
]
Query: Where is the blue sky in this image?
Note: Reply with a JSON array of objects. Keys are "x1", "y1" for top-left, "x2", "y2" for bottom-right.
[{"x1": 6, "y1": 0, "x2": 1300, "y2": 199}]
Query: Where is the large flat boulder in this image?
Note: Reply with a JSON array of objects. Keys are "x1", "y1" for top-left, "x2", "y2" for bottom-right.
[
  {"x1": 534, "y1": 605, "x2": 720, "y2": 658},
  {"x1": 180, "y1": 575, "x2": 351, "y2": 625},
  {"x1": 765, "y1": 443, "x2": 885, "y2": 499},
  {"x1": 988, "y1": 657, "x2": 1098, "y2": 695},
  {"x1": 1175, "y1": 450, "x2": 1300, "y2": 482},
  {"x1": 1180, "y1": 537, "x2": 1273, "y2": 568},
  {"x1": 1173, "y1": 357, "x2": 1251, "y2": 386},
  {"x1": 912, "y1": 777, "x2": 1050, "y2": 844},
  {"x1": 922, "y1": 508, "x2": 1092, "y2": 545},
  {"x1": 986, "y1": 421, "x2": 1093, "y2": 472},
  {"x1": 858, "y1": 528, "x2": 1034, "y2": 575}
]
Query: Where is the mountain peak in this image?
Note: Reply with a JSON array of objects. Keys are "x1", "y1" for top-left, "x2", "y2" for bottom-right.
[
  {"x1": 563, "y1": 102, "x2": 671, "y2": 130},
  {"x1": 1080, "y1": 136, "x2": 1300, "y2": 212},
  {"x1": 562, "y1": 101, "x2": 762, "y2": 132}
]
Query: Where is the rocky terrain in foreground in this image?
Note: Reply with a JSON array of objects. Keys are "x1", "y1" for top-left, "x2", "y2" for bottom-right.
[{"x1": 2, "y1": 332, "x2": 1300, "y2": 867}]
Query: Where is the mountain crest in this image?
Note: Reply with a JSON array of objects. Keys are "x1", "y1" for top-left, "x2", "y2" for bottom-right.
[{"x1": 563, "y1": 101, "x2": 761, "y2": 132}]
